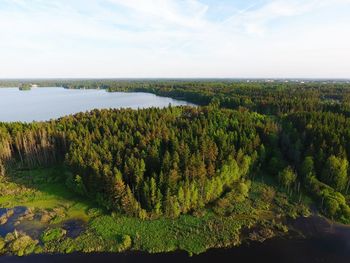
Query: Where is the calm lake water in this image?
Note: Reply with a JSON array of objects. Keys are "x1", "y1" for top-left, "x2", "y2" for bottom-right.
[{"x1": 0, "y1": 88, "x2": 193, "y2": 122}]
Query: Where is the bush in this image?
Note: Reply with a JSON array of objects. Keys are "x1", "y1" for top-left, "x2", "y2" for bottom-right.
[
  {"x1": 116, "y1": 235, "x2": 132, "y2": 252},
  {"x1": 41, "y1": 228, "x2": 67, "y2": 243},
  {"x1": 324, "y1": 197, "x2": 339, "y2": 218},
  {"x1": 0, "y1": 237, "x2": 5, "y2": 254},
  {"x1": 5, "y1": 231, "x2": 39, "y2": 256}
]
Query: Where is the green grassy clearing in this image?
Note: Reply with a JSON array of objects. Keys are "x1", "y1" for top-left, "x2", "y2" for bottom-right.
[{"x1": 0, "y1": 167, "x2": 95, "y2": 223}]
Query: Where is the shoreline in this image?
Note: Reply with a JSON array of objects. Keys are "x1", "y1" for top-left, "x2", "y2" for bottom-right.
[
  {"x1": 2, "y1": 203, "x2": 348, "y2": 257},
  {"x1": 1, "y1": 216, "x2": 349, "y2": 263}
]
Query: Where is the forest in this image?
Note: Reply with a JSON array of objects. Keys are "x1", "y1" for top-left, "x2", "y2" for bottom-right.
[
  {"x1": 0, "y1": 80, "x2": 350, "y2": 255},
  {"x1": 1, "y1": 106, "x2": 268, "y2": 218}
]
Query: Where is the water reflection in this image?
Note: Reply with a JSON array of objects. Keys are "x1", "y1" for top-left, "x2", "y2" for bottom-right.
[
  {"x1": 0, "y1": 206, "x2": 86, "y2": 240},
  {"x1": 0, "y1": 88, "x2": 194, "y2": 122},
  {"x1": 0, "y1": 214, "x2": 349, "y2": 263}
]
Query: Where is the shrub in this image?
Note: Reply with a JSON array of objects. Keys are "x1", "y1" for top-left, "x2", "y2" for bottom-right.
[{"x1": 41, "y1": 228, "x2": 67, "y2": 243}]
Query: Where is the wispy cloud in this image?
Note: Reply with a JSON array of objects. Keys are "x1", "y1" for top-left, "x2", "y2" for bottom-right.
[
  {"x1": 108, "y1": 0, "x2": 209, "y2": 29},
  {"x1": 0, "y1": 0, "x2": 349, "y2": 78},
  {"x1": 224, "y1": 0, "x2": 350, "y2": 36}
]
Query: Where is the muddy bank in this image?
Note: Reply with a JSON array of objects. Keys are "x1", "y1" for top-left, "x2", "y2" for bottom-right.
[{"x1": 0, "y1": 206, "x2": 86, "y2": 240}]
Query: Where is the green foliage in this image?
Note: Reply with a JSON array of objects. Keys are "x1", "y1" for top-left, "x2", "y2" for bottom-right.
[
  {"x1": 5, "y1": 231, "x2": 40, "y2": 256},
  {"x1": 0, "y1": 167, "x2": 95, "y2": 224},
  {"x1": 278, "y1": 166, "x2": 297, "y2": 189},
  {"x1": 268, "y1": 157, "x2": 284, "y2": 176},
  {"x1": 301, "y1": 156, "x2": 315, "y2": 178},
  {"x1": 41, "y1": 228, "x2": 67, "y2": 243},
  {"x1": 322, "y1": 155, "x2": 348, "y2": 192},
  {"x1": 306, "y1": 175, "x2": 350, "y2": 222},
  {"x1": 74, "y1": 175, "x2": 87, "y2": 196},
  {"x1": 2, "y1": 80, "x2": 350, "y2": 255},
  {"x1": 116, "y1": 235, "x2": 132, "y2": 252},
  {"x1": 324, "y1": 198, "x2": 339, "y2": 218},
  {"x1": 283, "y1": 111, "x2": 350, "y2": 222},
  {"x1": 0, "y1": 237, "x2": 5, "y2": 254},
  {"x1": 0, "y1": 161, "x2": 5, "y2": 177},
  {"x1": 19, "y1": 84, "x2": 31, "y2": 91},
  {"x1": 0, "y1": 107, "x2": 266, "y2": 218},
  {"x1": 213, "y1": 181, "x2": 251, "y2": 216},
  {"x1": 90, "y1": 212, "x2": 251, "y2": 254}
]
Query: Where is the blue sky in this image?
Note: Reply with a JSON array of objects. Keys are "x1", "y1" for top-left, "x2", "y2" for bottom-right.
[{"x1": 0, "y1": 0, "x2": 350, "y2": 78}]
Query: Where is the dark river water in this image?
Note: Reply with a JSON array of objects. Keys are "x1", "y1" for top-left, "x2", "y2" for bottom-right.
[
  {"x1": 0, "y1": 88, "x2": 193, "y2": 122},
  {"x1": 1, "y1": 216, "x2": 349, "y2": 263}
]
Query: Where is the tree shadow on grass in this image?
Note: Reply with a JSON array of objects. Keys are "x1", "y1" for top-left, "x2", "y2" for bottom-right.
[{"x1": 2, "y1": 165, "x2": 100, "y2": 215}]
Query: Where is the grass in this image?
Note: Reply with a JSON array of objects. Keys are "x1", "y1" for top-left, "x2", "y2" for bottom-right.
[
  {"x1": 89, "y1": 211, "x2": 249, "y2": 254},
  {"x1": 0, "y1": 167, "x2": 312, "y2": 255},
  {"x1": 41, "y1": 228, "x2": 66, "y2": 243},
  {"x1": 87, "y1": 179, "x2": 306, "y2": 255},
  {"x1": 0, "y1": 167, "x2": 95, "y2": 223}
]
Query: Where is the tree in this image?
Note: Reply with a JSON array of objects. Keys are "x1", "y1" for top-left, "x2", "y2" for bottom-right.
[
  {"x1": 278, "y1": 166, "x2": 297, "y2": 189},
  {"x1": 268, "y1": 156, "x2": 283, "y2": 177},
  {"x1": 300, "y1": 156, "x2": 315, "y2": 179},
  {"x1": 322, "y1": 155, "x2": 348, "y2": 192},
  {"x1": 258, "y1": 144, "x2": 266, "y2": 168},
  {"x1": 0, "y1": 161, "x2": 5, "y2": 177},
  {"x1": 177, "y1": 186, "x2": 185, "y2": 210},
  {"x1": 0, "y1": 103, "x2": 270, "y2": 218},
  {"x1": 164, "y1": 192, "x2": 181, "y2": 218},
  {"x1": 74, "y1": 175, "x2": 87, "y2": 196},
  {"x1": 149, "y1": 177, "x2": 157, "y2": 207},
  {"x1": 209, "y1": 97, "x2": 220, "y2": 109},
  {"x1": 324, "y1": 197, "x2": 339, "y2": 218}
]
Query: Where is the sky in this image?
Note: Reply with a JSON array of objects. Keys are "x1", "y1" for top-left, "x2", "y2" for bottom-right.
[{"x1": 0, "y1": 0, "x2": 350, "y2": 78}]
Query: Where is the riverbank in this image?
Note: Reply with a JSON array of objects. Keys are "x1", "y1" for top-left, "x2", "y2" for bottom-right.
[
  {"x1": 0, "y1": 167, "x2": 311, "y2": 256},
  {"x1": 1, "y1": 215, "x2": 349, "y2": 263}
]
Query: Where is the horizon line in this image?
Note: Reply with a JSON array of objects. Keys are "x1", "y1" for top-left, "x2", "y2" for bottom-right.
[{"x1": 1, "y1": 77, "x2": 350, "y2": 81}]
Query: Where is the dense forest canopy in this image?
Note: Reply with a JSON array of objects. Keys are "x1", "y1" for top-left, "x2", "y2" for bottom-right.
[
  {"x1": 0, "y1": 80, "x2": 350, "y2": 223},
  {"x1": 0, "y1": 107, "x2": 270, "y2": 218}
]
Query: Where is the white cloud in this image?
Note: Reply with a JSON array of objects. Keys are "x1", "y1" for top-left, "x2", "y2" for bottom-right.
[
  {"x1": 0, "y1": 0, "x2": 349, "y2": 78},
  {"x1": 223, "y1": 0, "x2": 350, "y2": 36},
  {"x1": 108, "y1": 0, "x2": 209, "y2": 29}
]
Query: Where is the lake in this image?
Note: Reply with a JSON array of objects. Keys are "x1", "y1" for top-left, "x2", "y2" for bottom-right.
[{"x1": 0, "y1": 88, "x2": 194, "y2": 122}]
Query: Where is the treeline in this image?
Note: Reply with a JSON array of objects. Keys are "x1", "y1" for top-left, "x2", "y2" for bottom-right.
[
  {"x1": 2, "y1": 79, "x2": 350, "y2": 116},
  {"x1": 54, "y1": 80, "x2": 350, "y2": 115},
  {"x1": 114, "y1": 82, "x2": 350, "y2": 116},
  {"x1": 279, "y1": 112, "x2": 350, "y2": 222},
  {"x1": 0, "y1": 123, "x2": 66, "y2": 168}
]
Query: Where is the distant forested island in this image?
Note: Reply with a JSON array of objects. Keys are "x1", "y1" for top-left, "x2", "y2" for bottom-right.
[{"x1": 0, "y1": 80, "x2": 349, "y2": 256}]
